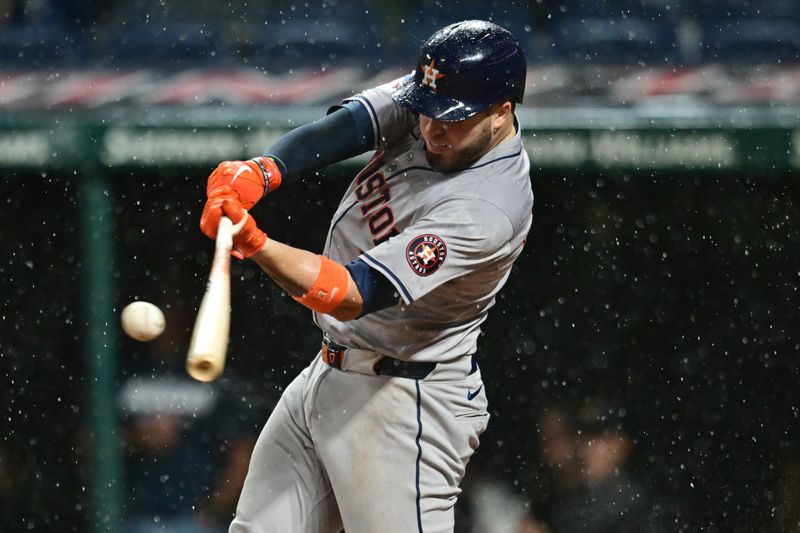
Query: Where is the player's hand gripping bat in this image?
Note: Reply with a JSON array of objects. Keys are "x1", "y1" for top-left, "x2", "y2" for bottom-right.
[{"x1": 186, "y1": 216, "x2": 233, "y2": 382}]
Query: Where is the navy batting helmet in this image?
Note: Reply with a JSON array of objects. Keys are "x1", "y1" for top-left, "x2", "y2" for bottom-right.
[{"x1": 393, "y1": 20, "x2": 527, "y2": 122}]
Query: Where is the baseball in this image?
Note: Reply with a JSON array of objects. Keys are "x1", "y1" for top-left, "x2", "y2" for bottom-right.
[{"x1": 121, "y1": 301, "x2": 166, "y2": 342}]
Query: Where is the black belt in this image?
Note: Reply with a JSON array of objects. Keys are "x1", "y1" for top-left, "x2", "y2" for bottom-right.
[{"x1": 321, "y1": 336, "x2": 437, "y2": 380}]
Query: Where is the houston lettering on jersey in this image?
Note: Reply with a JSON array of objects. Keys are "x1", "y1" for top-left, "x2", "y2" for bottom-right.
[{"x1": 356, "y1": 168, "x2": 400, "y2": 246}]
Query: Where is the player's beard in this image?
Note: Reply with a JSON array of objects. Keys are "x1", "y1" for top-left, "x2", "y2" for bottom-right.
[{"x1": 425, "y1": 122, "x2": 493, "y2": 174}]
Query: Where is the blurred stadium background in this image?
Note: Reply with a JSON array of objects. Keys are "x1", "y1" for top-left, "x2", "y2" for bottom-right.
[{"x1": 1, "y1": 0, "x2": 799, "y2": 531}]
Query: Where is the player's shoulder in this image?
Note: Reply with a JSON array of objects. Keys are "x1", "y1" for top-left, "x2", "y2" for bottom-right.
[
  {"x1": 347, "y1": 72, "x2": 411, "y2": 108},
  {"x1": 345, "y1": 73, "x2": 418, "y2": 150},
  {"x1": 419, "y1": 194, "x2": 516, "y2": 247},
  {"x1": 374, "y1": 73, "x2": 413, "y2": 93},
  {"x1": 463, "y1": 141, "x2": 532, "y2": 213},
  {"x1": 451, "y1": 142, "x2": 533, "y2": 239}
]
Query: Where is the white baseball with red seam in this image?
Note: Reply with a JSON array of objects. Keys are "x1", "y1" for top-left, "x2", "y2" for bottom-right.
[{"x1": 121, "y1": 301, "x2": 165, "y2": 341}]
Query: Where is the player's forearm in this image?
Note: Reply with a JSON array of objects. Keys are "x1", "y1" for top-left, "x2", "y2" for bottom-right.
[
  {"x1": 264, "y1": 105, "x2": 373, "y2": 182},
  {"x1": 251, "y1": 239, "x2": 363, "y2": 320},
  {"x1": 250, "y1": 239, "x2": 315, "y2": 295}
]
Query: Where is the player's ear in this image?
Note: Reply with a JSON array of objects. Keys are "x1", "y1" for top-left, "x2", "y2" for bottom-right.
[{"x1": 491, "y1": 101, "x2": 513, "y2": 131}]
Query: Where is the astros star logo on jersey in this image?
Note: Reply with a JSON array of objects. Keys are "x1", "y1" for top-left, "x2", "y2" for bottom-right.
[
  {"x1": 407, "y1": 234, "x2": 447, "y2": 276},
  {"x1": 421, "y1": 59, "x2": 445, "y2": 91}
]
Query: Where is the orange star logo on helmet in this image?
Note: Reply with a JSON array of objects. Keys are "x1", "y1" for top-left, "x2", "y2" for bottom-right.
[{"x1": 421, "y1": 59, "x2": 445, "y2": 91}]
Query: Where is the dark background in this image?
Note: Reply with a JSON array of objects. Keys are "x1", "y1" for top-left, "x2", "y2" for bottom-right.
[
  {"x1": 3, "y1": 0, "x2": 800, "y2": 529},
  {"x1": 2, "y1": 163, "x2": 799, "y2": 530}
]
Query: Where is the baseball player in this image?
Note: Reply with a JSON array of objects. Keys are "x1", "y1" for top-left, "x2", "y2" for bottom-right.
[{"x1": 199, "y1": 20, "x2": 532, "y2": 533}]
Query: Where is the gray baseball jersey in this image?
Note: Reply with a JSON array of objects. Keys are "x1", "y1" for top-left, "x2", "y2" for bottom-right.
[
  {"x1": 316, "y1": 82, "x2": 533, "y2": 361},
  {"x1": 231, "y1": 80, "x2": 533, "y2": 533}
]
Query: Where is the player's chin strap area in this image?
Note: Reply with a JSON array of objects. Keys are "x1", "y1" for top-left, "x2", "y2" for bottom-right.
[{"x1": 321, "y1": 334, "x2": 478, "y2": 380}]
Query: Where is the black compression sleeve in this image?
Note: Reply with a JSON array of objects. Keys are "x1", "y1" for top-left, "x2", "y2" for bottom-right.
[{"x1": 264, "y1": 102, "x2": 375, "y2": 180}]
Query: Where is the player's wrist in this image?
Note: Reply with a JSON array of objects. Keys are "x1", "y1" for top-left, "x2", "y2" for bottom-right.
[
  {"x1": 233, "y1": 230, "x2": 267, "y2": 259},
  {"x1": 250, "y1": 156, "x2": 283, "y2": 195},
  {"x1": 232, "y1": 218, "x2": 268, "y2": 259}
]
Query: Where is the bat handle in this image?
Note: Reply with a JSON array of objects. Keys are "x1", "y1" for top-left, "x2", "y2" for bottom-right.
[{"x1": 216, "y1": 216, "x2": 234, "y2": 254}]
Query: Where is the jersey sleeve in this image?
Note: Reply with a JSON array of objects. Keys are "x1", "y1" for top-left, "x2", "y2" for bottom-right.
[
  {"x1": 345, "y1": 258, "x2": 401, "y2": 315},
  {"x1": 343, "y1": 74, "x2": 418, "y2": 150},
  {"x1": 359, "y1": 197, "x2": 514, "y2": 305}
]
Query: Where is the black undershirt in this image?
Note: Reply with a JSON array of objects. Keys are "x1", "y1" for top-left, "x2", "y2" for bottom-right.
[
  {"x1": 262, "y1": 101, "x2": 400, "y2": 316},
  {"x1": 263, "y1": 101, "x2": 375, "y2": 180}
]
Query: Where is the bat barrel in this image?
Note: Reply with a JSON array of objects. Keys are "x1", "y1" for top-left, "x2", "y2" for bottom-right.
[
  {"x1": 186, "y1": 216, "x2": 233, "y2": 382},
  {"x1": 187, "y1": 354, "x2": 223, "y2": 382}
]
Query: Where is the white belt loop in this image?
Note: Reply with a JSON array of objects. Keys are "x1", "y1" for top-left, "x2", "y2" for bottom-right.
[{"x1": 339, "y1": 348, "x2": 384, "y2": 376}]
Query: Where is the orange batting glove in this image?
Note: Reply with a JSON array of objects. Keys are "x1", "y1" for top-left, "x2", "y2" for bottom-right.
[
  {"x1": 206, "y1": 156, "x2": 282, "y2": 209},
  {"x1": 200, "y1": 186, "x2": 268, "y2": 259}
]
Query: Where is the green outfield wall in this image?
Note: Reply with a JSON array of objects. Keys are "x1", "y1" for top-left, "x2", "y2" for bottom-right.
[{"x1": 1, "y1": 106, "x2": 798, "y2": 171}]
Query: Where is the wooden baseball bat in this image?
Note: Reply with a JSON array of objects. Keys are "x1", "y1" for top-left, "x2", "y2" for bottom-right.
[{"x1": 186, "y1": 216, "x2": 233, "y2": 382}]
